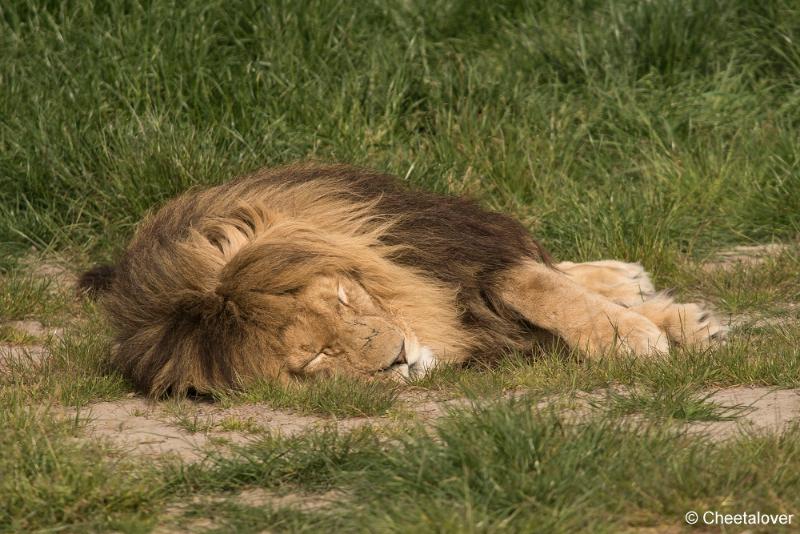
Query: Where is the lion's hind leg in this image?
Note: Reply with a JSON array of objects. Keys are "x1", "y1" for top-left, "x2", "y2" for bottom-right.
[{"x1": 556, "y1": 260, "x2": 655, "y2": 307}]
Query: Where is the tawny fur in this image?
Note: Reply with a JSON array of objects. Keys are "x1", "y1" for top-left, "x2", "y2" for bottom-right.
[
  {"x1": 84, "y1": 163, "x2": 724, "y2": 396},
  {"x1": 557, "y1": 260, "x2": 726, "y2": 347},
  {"x1": 556, "y1": 260, "x2": 656, "y2": 306},
  {"x1": 499, "y1": 260, "x2": 670, "y2": 357}
]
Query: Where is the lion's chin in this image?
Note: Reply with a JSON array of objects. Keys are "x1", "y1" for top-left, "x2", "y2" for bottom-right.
[
  {"x1": 378, "y1": 344, "x2": 437, "y2": 380},
  {"x1": 410, "y1": 345, "x2": 437, "y2": 377}
]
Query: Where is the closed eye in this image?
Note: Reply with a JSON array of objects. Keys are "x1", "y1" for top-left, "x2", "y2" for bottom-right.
[{"x1": 303, "y1": 352, "x2": 327, "y2": 370}]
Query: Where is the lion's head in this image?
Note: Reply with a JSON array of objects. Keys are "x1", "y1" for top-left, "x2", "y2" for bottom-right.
[
  {"x1": 274, "y1": 274, "x2": 435, "y2": 379},
  {"x1": 102, "y1": 181, "x2": 457, "y2": 396}
]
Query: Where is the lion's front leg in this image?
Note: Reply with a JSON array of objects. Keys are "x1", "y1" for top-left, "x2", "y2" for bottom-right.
[
  {"x1": 498, "y1": 260, "x2": 669, "y2": 357},
  {"x1": 556, "y1": 259, "x2": 727, "y2": 349}
]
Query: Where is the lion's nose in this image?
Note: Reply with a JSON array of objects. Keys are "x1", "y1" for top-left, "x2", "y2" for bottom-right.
[{"x1": 394, "y1": 340, "x2": 407, "y2": 365}]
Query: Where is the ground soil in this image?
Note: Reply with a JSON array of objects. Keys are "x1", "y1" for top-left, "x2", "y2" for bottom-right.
[{"x1": 2, "y1": 247, "x2": 798, "y2": 463}]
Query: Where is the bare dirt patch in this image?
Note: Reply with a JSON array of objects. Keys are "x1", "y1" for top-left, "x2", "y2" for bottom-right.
[
  {"x1": 0, "y1": 320, "x2": 63, "y2": 374},
  {"x1": 74, "y1": 390, "x2": 492, "y2": 462},
  {"x1": 78, "y1": 399, "x2": 316, "y2": 461},
  {"x1": 726, "y1": 312, "x2": 797, "y2": 329},
  {"x1": 155, "y1": 488, "x2": 344, "y2": 534},
  {"x1": 77, "y1": 399, "x2": 239, "y2": 462},
  {"x1": 0, "y1": 343, "x2": 48, "y2": 373},
  {"x1": 690, "y1": 387, "x2": 800, "y2": 440},
  {"x1": 725, "y1": 302, "x2": 799, "y2": 329},
  {"x1": 72, "y1": 386, "x2": 800, "y2": 461},
  {"x1": 702, "y1": 243, "x2": 791, "y2": 271},
  {"x1": 235, "y1": 487, "x2": 345, "y2": 511},
  {"x1": 17, "y1": 252, "x2": 78, "y2": 291},
  {"x1": 74, "y1": 397, "x2": 387, "y2": 462},
  {"x1": 74, "y1": 389, "x2": 480, "y2": 462},
  {"x1": 2, "y1": 319, "x2": 64, "y2": 339},
  {"x1": 397, "y1": 390, "x2": 474, "y2": 420}
]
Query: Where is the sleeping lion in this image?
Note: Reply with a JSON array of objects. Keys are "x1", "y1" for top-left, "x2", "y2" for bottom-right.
[{"x1": 80, "y1": 163, "x2": 725, "y2": 396}]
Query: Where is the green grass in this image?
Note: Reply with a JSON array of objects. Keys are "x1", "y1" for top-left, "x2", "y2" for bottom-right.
[
  {"x1": 174, "y1": 500, "x2": 328, "y2": 534},
  {"x1": 215, "y1": 376, "x2": 400, "y2": 418},
  {"x1": 215, "y1": 416, "x2": 265, "y2": 434},
  {"x1": 168, "y1": 400, "x2": 800, "y2": 532},
  {"x1": 0, "y1": 309, "x2": 129, "y2": 407},
  {"x1": 3, "y1": 395, "x2": 799, "y2": 532},
  {"x1": 0, "y1": 324, "x2": 38, "y2": 344},
  {"x1": 0, "y1": 270, "x2": 69, "y2": 321},
  {"x1": 598, "y1": 385, "x2": 746, "y2": 421},
  {"x1": 163, "y1": 400, "x2": 217, "y2": 434},
  {"x1": 689, "y1": 250, "x2": 800, "y2": 315},
  {"x1": 1, "y1": 0, "x2": 799, "y2": 276},
  {"x1": 0, "y1": 394, "x2": 163, "y2": 532}
]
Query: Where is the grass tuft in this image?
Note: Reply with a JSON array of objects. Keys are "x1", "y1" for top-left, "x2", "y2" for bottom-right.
[
  {"x1": 598, "y1": 386, "x2": 746, "y2": 421},
  {"x1": 215, "y1": 376, "x2": 399, "y2": 418},
  {"x1": 1, "y1": 316, "x2": 129, "y2": 407},
  {"x1": 0, "y1": 395, "x2": 164, "y2": 532},
  {"x1": 0, "y1": 271, "x2": 68, "y2": 322},
  {"x1": 169, "y1": 399, "x2": 800, "y2": 532}
]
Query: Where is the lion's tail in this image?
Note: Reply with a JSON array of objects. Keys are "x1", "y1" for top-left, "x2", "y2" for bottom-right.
[{"x1": 77, "y1": 264, "x2": 116, "y2": 297}]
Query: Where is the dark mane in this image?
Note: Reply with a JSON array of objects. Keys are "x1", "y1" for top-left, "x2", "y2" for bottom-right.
[
  {"x1": 82, "y1": 163, "x2": 553, "y2": 394},
  {"x1": 238, "y1": 163, "x2": 551, "y2": 283},
  {"x1": 238, "y1": 164, "x2": 553, "y2": 360}
]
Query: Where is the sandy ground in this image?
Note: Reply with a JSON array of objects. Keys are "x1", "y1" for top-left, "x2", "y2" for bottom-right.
[
  {"x1": 59, "y1": 385, "x2": 799, "y2": 462},
  {"x1": 2, "y1": 246, "x2": 799, "y2": 463},
  {"x1": 153, "y1": 487, "x2": 347, "y2": 533},
  {"x1": 698, "y1": 388, "x2": 800, "y2": 439},
  {"x1": 702, "y1": 243, "x2": 792, "y2": 271},
  {"x1": 72, "y1": 398, "x2": 363, "y2": 461}
]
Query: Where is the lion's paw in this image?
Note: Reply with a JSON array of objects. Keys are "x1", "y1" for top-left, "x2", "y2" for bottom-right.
[
  {"x1": 579, "y1": 309, "x2": 669, "y2": 358},
  {"x1": 631, "y1": 294, "x2": 727, "y2": 349},
  {"x1": 557, "y1": 260, "x2": 656, "y2": 307}
]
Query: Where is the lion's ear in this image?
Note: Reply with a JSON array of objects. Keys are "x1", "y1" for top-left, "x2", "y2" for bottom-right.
[
  {"x1": 337, "y1": 282, "x2": 349, "y2": 305},
  {"x1": 337, "y1": 277, "x2": 378, "y2": 311}
]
